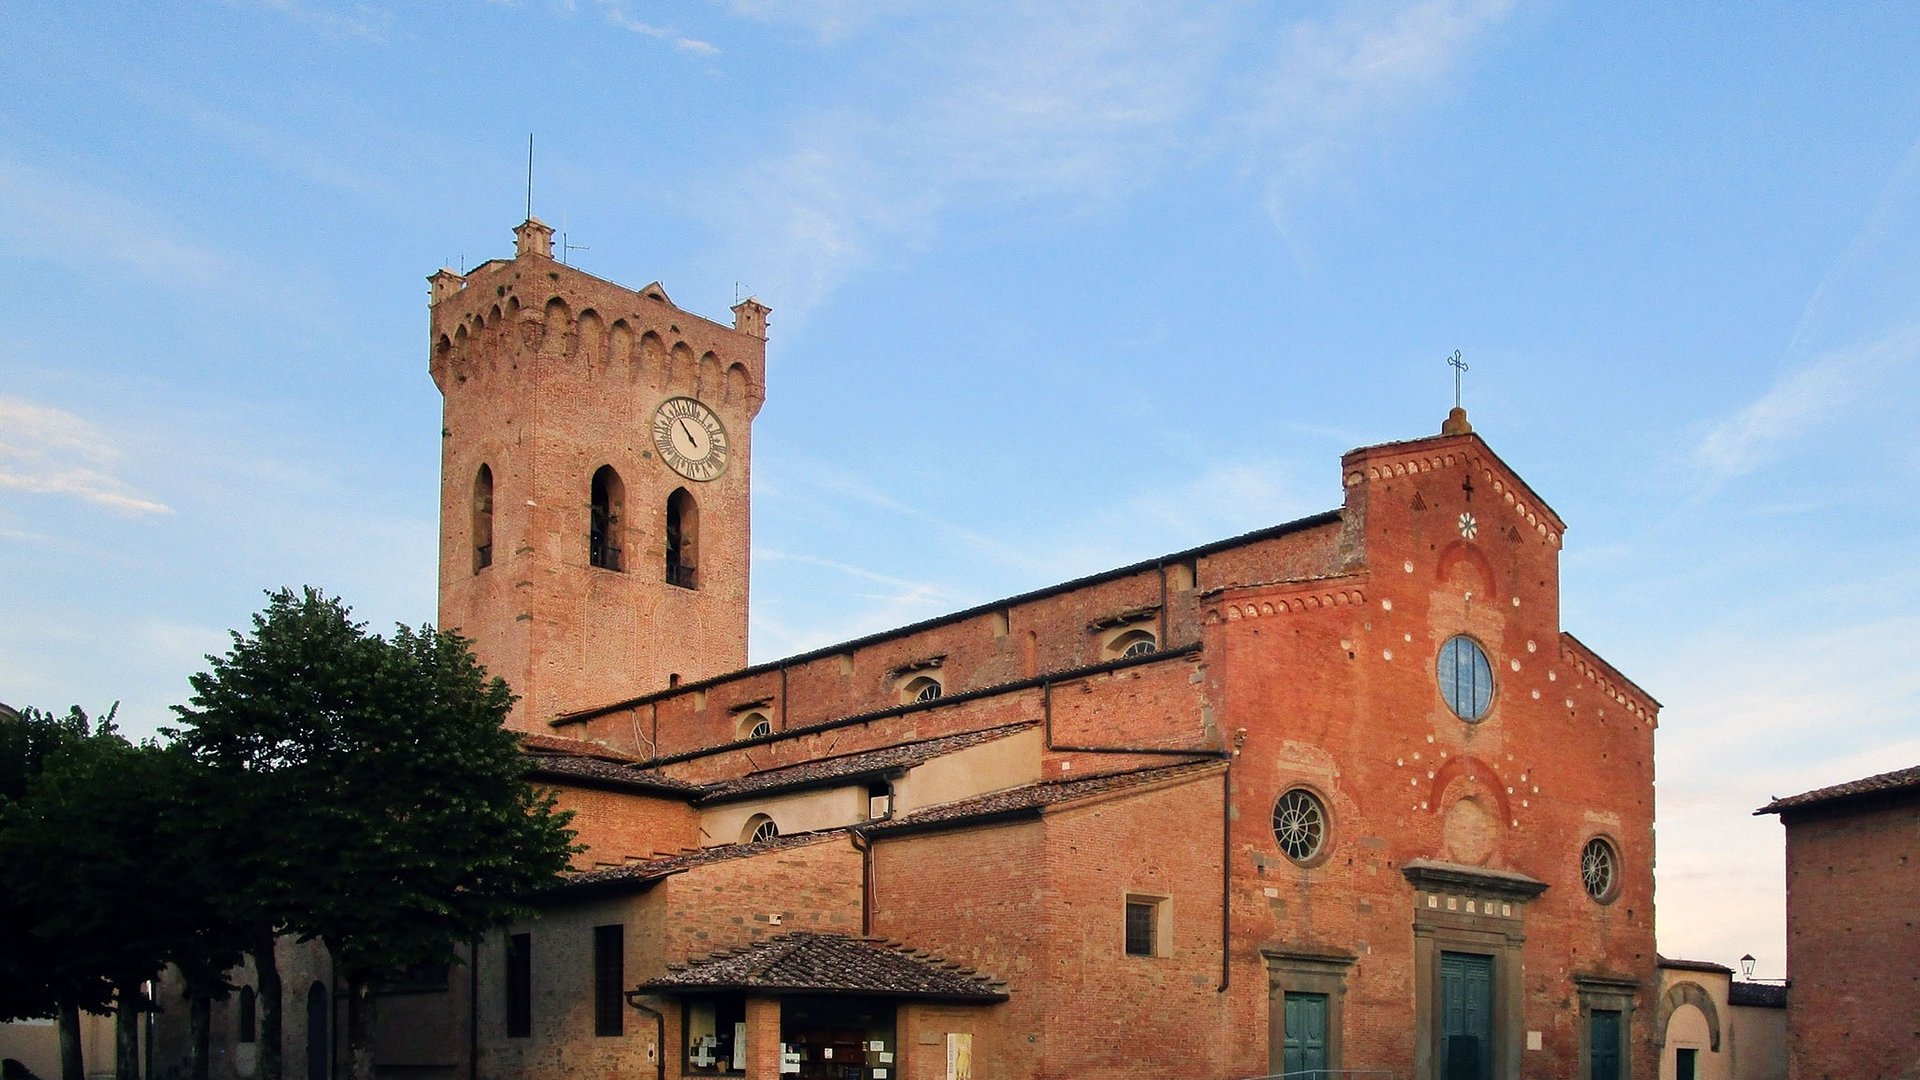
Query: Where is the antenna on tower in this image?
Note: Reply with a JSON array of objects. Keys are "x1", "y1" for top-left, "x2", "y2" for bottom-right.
[{"x1": 525, "y1": 133, "x2": 534, "y2": 222}]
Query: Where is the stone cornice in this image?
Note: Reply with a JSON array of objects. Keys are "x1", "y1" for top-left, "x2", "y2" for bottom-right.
[
  {"x1": 1201, "y1": 574, "x2": 1367, "y2": 625},
  {"x1": 1401, "y1": 858, "x2": 1550, "y2": 900}
]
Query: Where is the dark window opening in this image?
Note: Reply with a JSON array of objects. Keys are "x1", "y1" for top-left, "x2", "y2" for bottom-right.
[
  {"x1": 1676, "y1": 1048, "x2": 1697, "y2": 1080},
  {"x1": 505, "y1": 932, "x2": 532, "y2": 1038},
  {"x1": 593, "y1": 925, "x2": 624, "y2": 1037},
  {"x1": 684, "y1": 993, "x2": 746, "y2": 1074},
  {"x1": 237, "y1": 987, "x2": 257, "y2": 1044},
  {"x1": 1125, "y1": 899, "x2": 1158, "y2": 957},
  {"x1": 473, "y1": 464, "x2": 494, "y2": 571},
  {"x1": 590, "y1": 466, "x2": 624, "y2": 570},
  {"x1": 666, "y1": 487, "x2": 699, "y2": 589}
]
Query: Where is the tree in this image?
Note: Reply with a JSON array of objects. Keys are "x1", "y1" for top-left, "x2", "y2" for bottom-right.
[
  {"x1": 0, "y1": 709, "x2": 236, "y2": 1080},
  {"x1": 169, "y1": 588, "x2": 576, "y2": 1080}
]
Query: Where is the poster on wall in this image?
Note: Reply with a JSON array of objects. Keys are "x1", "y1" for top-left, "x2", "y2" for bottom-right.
[{"x1": 945, "y1": 1033, "x2": 973, "y2": 1080}]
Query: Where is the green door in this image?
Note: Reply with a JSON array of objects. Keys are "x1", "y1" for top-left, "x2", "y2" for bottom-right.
[
  {"x1": 1282, "y1": 992, "x2": 1328, "y2": 1077},
  {"x1": 1589, "y1": 1010, "x2": 1621, "y2": 1080},
  {"x1": 1439, "y1": 952, "x2": 1492, "y2": 1080}
]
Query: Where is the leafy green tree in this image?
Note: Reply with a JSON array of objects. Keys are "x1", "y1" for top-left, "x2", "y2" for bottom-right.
[
  {"x1": 169, "y1": 588, "x2": 576, "y2": 1080},
  {"x1": 0, "y1": 709, "x2": 234, "y2": 1080},
  {"x1": 0, "y1": 705, "x2": 101, "y2": 1080}
]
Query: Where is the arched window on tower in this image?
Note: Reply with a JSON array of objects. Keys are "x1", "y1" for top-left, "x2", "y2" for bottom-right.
[
  {"x1": 666, "y1": 487, "x2": 699, "y2": 589},
  {"x1": 590, "y1": 466, "x2": 624, "y2": 570},
  {"x1": 472, "y1": 464, "x2": 494, "y2": 572}
]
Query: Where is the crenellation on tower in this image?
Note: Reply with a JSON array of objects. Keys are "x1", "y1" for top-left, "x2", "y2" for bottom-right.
[{"x1": 432, "y1": 219, "x2": 766, "y2": 731}]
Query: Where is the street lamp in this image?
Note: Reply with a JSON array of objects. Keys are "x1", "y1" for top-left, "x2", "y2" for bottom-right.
[{"x1": 1740, "y1": 954, "x2": 1756, "y2": 979}]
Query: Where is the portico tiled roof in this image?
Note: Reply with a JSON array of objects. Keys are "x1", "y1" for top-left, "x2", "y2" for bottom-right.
[
  {"x1": 696, "y1": 722, "x2": 1038, "y2": 803},
  {"x1": 1755, "y1": 763, "x2": 1920, "y2": 815},
  {"x1": 858, "y1": 758, "x2": 1223, "y2": 836},
  {"x1": 637, "y1": 931, "x2": 1008, "y2": 1002}
]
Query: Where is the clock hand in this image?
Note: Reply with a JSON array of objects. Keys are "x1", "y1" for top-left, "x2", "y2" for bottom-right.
[{"x1": 679, "y1": 418, "x2": 699, "y2": 450}]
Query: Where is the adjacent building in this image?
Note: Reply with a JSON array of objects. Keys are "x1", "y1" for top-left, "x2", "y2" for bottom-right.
[{"x1": 1757, "y1": 764, "x2": 1920, "y2": 1080}]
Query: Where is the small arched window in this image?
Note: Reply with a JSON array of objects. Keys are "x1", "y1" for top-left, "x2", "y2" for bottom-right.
[
  {"x1": 743, "y1": 814, "x2": 779, "y2": 844},
  {"x1": 739, "y1": 711, "x2": 773, "y2": 740},
  {"x1": 590, "y1": 466, "x2": 624, "y2": 570},
  {"x1": 472, "y1": 465, "x2": 494, "y2": 572},
  {"x1": 902, "y1": 676, "x2": 942, "y2": 704},
  {"x1": 1111, "y1": 629, "x2": 1158, "y2": 659},
  {"x1": 666, "y1": 487, "x2": 699, "y2": 589}
]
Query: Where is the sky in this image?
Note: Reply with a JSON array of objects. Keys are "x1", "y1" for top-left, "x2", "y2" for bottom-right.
[{"x1": 3, "y1": 0, "x2": 1918, "y2": 979}]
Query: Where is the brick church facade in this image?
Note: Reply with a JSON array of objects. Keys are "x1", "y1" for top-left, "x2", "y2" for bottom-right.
[{"x1": 176, "y1": 219, "x2": 1665, "y2": 1080}]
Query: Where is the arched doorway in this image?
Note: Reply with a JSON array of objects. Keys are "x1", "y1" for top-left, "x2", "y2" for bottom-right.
[{"x1": 305, "y1": 982, "x2": 329, "y2": 1080}]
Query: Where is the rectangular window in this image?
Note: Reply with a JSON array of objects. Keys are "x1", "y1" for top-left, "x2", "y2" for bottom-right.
[
  {"x1": 1676, "y1": 1047, "x2": 1698, "y2": 1080},
  {"x1": 593, "y1": 924, "x2": 624, "y2": 1037},
  {"x1": 1124, "y1": 897, "x2": 1162, "y2": 957},
  {"x1": 505, "y1": 933, "x2": 532, "y2": 1038},
  {"x1": 685, "y1": 994, "x2": 746, "y2": 1074}
]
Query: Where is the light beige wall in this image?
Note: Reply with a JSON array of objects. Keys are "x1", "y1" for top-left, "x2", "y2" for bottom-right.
[
  {"x1": 1727, "y1": 1005, "x2": 1787, "y2": 1080},
  {"x1": 893, "y1": 728, "x2": 1042, "y2": 816},
  {"x1": 1660, "y1": 1003, "x2": 1727, "y2": 1080},
  {"x1": 699, "y1": 786, "x2": 867, "y2": 846},
  {"x1": 1, "y1": 1003, "x2": 136, "y2": 1080}
]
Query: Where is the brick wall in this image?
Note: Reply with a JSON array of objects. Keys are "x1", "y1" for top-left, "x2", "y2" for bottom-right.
[{"x1": 1780, "y1": 796, "x2": 1920, "y2": 1080}]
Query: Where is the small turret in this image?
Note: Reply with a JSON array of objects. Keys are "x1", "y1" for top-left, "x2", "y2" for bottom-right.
[
  {"x1": 732, "y1": 297, "x2": 770, "y2": 340},
  {"x1": 428, "y1": 268, "x2": 466, "y2": 307},
  {"x1": 514, "y1": 217, "x2": 554, "y2": 259}
]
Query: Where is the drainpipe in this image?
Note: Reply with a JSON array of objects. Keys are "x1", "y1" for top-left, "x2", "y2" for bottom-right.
[
  {"x1": 624, "y1": 996, "x2": 667, "y2": 1080},
  {"x1": 1218, "y1": 759, "x2": 1231, "y2": 993},
  {"x1": 850, "y1": 831, "x2": 874, "y2": 935},
  {"x1": 1157, "y1": 558, "x2": 1169, "y2": 649},
  {"x1": 779, "y1": 662, "x2": 790, "y2": 731}
]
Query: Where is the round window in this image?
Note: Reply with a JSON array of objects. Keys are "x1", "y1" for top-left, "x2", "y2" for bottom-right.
[
  {"x1": 746, "y1": 816, "x2": 779, "y2": 844},
  {"x1": 1581, "y1": 836, "x2": 1619, "y2": 902},
  {"x1": 1436, "y1": 635, "x2": 1494, "y2": 721},
  {"x1": 1271, "y1": 788, "x2": 1328, "y2": 864}
]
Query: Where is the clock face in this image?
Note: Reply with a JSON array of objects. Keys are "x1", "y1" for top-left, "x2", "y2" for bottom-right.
[{"x1": 651, "y1": 396, "x2": 730, "y2": 482}]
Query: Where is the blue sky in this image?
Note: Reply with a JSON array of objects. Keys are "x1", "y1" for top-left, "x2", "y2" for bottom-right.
[{"x1": 4, "y1": 1, "x2": 1917, "y2": 976}]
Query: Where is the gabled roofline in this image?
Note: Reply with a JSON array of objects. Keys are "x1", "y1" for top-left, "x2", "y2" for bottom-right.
[
  {"x1": 1343, "y1": 430, "x2": 1567, "y2": 534},
  {"x1": 557, "y1": 510, "x2": 1341, "y2": 725}
]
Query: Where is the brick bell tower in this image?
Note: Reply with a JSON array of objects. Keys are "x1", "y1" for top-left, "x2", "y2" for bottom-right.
[{"x1": 428, "y1": 218, "x2": 769, "y2": 732}]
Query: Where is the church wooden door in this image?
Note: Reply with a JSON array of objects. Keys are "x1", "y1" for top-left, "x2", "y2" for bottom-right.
[{"x1": 1439, "y1": 953, "x2": 1492, "y2": 1080}]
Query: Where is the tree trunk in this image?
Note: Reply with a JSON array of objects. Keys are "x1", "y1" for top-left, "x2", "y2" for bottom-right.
[
  {"x1": 57, "y1": 1005, "x2": 83, "y2": 1080},
  {"x1": 341, "y1": 979, "x2": 375, "y2": 1080},
  {"x1": 251, "y1": 936, "x2": 283, "y2": 1080},
  {"x1": 114, "y1": 982, "x2": 141, "y2": 1080},
  {"x1": 188, "y1": 992, "x2": 211, "y2": 1080}
]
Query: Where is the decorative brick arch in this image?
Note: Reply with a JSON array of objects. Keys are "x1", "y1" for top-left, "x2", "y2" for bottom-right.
[{"x1": 1656, "y1": 981, "x2": 1721, "y2": 1053}]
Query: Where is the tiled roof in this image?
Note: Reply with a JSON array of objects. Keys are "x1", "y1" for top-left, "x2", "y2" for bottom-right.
[
  {"x1": 1658, "y1": 956, "x2": 1733, "y2": 975},
  {"x1": 860, "y1": 759, "x2": 1222, "y2": 836},
  {"x1": 1756, "y1": 763, "x2": 1920, "y2": 815},
  {"x1": 697, "y1": 722, "x2": 1038, "y2": 803},
  {"x1": 520, "y1": 732, "x2": 647, "y2": 762},
  {"x1": 637, "y1": 931, "x2": 1007, "y2": 1002},
  {"x1": 1728, "y1": 982, "x2": 1788, "y2": 1009},
  {"x1": 519, "y1": 732, "x2": 702, "y2": 796},
  {"x1": 552, "y1": 830, "x2": 845, "y2": 895},
  {"x1": 523, "y1": 753, "x2": 702, "y2": 795}
]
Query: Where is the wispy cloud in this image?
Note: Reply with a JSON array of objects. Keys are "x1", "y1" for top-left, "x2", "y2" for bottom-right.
[
  {"x1": 0, "y1": 396, "x2": 171, "y2": 515},
  {"x1": 1235, "y1": 0, "x2": 1515, "y2": 215},
  {"x1": 0, "y1": 158, "x2": 241, "y2": 295},
  {"x1": 714, "y1": 0, "x2": 1513, "y2": 320},
  {"x1": 233, "y1": 0, "x2": 394, "y2": 41},
  {"x1": 597, "y1": 3, "x2": 719, "y2": 54},
  {"x1": 1693, "y1": 325, "x2": 1920, "y2": 481}
]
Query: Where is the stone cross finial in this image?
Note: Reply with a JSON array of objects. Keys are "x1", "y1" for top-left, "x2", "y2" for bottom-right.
[{"x1": 1442, "y1": 350, "x2": 1473, "y2": 435}]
